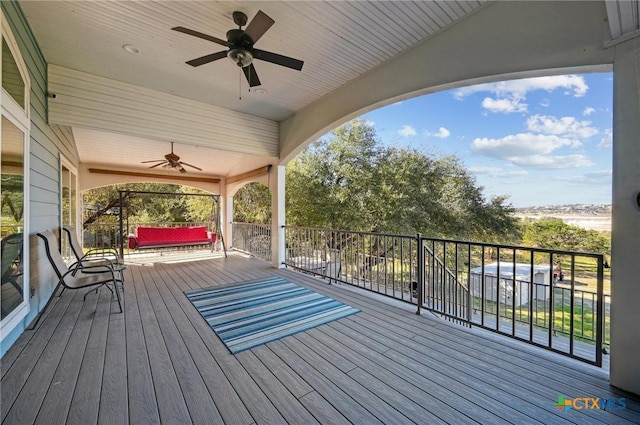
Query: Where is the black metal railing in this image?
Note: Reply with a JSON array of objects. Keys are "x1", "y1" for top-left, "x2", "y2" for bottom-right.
[
  {"x1": 283, "y1": 226, "x2": 608, "y2": 366},
  {"x1": 231, "y1": 222, "x2": 271, "y2": 262}
]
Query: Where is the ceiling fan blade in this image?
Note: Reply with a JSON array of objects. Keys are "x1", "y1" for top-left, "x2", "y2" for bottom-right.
[
  {"x1": 243, "y1": 10, "x2": 274, "y2": 44},
  {"x1": 172, "y1": 26, "x2": 230, "y2": 47},
  {"x1": 186, "y1": 51, "x2": 228, "y2": 67},
  {"x1": 141, "y1": 159, "x2": 165, "y2": 163},
  {"x1": 243, "y1": 64, "x2": 261, "y2": 87},
  {"x1": 253, "y1": 49, "x2": 303, "y2": 71},
  {"x1": 180, "y1": 162, "x2": 203, "y2": 171},
  {"x1": 149, "y1": 162, "x2": 167, "y2": 169},
  {"x1": 178, "y1": 165, "x2": 188, "y2": 174}
]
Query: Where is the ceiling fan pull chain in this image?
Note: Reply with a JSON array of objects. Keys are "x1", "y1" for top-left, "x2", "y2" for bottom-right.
[{"x1": 239, "y1": 68, "x2": 242, "y2": 100}]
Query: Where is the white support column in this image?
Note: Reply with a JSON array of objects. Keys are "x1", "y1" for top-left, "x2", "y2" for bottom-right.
[
  {"x1": 217, "y1": 179, "x2": 232, "y2": 251},
  {"x1": 224, "y1": 193, "x2": 233, "y2": 249},
  {"x1": 271, "y1": 165, "x2": 286, "y2": 268},
  {"x1": 610, "y1": 38, "x2": 640, "y2": 395}
]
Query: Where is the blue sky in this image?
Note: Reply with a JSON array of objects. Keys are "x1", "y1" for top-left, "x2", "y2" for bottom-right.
[{"x1": 360, "y1": 73, "x2": 613, "y2": 208}]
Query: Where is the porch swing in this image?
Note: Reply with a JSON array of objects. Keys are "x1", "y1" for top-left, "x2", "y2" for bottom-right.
[{"x1": 119, "y1": 189, "x2": 227, "y2": 257}]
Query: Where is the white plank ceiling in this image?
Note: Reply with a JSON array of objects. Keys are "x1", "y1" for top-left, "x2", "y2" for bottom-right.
[
  {"x1": 22, "y1": 1, "x2": 486, "y2": 121},
  {"x1": 20, "y1": 1, "x2": 623, "y2": 179}
]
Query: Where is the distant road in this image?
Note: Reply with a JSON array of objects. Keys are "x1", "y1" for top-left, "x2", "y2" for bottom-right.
[{"x1": 515, "y1": 214, "x2": 611, "y2": 232}]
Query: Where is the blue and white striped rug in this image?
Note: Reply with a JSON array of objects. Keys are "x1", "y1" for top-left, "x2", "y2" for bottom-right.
[{"x1": 185, "y1": 277, "x2": 360, "y2": 354}]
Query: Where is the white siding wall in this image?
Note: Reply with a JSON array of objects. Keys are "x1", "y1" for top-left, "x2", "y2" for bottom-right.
[
  {"x1": 48, "y1": 65, "x2": 279, "y2": 156},
  {"x1": 1, "y1": 2, "x2": 74, "y2": 355}
]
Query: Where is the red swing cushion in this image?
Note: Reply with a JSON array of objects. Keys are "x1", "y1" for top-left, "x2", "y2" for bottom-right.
[{"x1": 128, "y1": 226, "x2": 215, "y2": 249}]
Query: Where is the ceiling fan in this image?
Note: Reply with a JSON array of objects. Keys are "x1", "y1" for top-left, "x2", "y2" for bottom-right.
[
  {"x1": 141, "y1": 142, "x2": 202, "y2": 174},
  {"x1": 172, "y1": 10, "x2": 304, "y2": 87}
]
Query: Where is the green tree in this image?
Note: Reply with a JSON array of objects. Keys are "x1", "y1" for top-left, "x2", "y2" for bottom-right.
[
  {"x1": 521, "y1": 217, "x2": 610, "y2": 254},
  {"x1": 233, "y1": 182, "x2": 271, "y2": 224},
  {"x1": 286, "y1": 119, "x2": 381, "y2": 230},
  {"x1": 83, "y1": 183, "x2": 213, "y2": 228},
  {"x1": 285, "y1": 119, "x2": 519, "y2": 241}
]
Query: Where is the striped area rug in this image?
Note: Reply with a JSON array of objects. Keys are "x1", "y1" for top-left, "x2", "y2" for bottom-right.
[{"x1": 185, "y1": 277, "x2": 360, "y2": 354}]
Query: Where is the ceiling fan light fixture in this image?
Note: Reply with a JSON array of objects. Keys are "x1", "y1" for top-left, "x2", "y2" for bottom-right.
[{"x1": 228, "y1": 48, "x2": 253, "y2": 67}]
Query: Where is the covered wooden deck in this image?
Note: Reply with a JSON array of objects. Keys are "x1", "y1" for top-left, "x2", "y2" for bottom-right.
[{"x1": 1, "y1": 253, "x2": 638, "y2": 424}]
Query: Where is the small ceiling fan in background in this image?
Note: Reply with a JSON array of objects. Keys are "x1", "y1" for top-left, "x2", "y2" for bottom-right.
[
  {"x1": 172, "y1": 10, "x2": 304, "y2": 87},
  {"x1": 141, "y1": 142, "x2": 202, "y2": 174}
]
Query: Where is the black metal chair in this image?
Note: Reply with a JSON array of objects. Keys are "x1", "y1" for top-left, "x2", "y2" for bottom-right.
[
  {"x1": 62, "y1": 225, "x2": 122, "y2": 270},
  {"x1": 37, "y1": 231, "x2": 122, "y2": 313},
  {"x1": 1, "y1": 232, "x2": 23, "y2": 293}
]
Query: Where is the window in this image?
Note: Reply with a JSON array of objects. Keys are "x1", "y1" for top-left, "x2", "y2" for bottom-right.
[
  {"x1": 1, "y1": 11, "x2": 31, "y2": 336},
  {"x1": 61, "y1": 161, "x2": 78, "y2": 260}
]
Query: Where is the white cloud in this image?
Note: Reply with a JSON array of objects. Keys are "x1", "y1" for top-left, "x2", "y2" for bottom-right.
[
  {"x1": 363, "y1": 119, "x2": 375, "y2": 127},
  {"x1": 397, "y1": 125, "x2": 417, "y2": 137},
  {"x1": 425, "y1": 127, "x2": 451, "y2": 138},
  {"x1": 555, "y1": 170, "x2": 612, "y2": 184},
  {"x1": 509, "y1": 154, "x2": 594, "y2": 169},
  {"x1": 468, "y1": 166, "x2": 528, "y2": 178},
  {"x1": 471, "y1": 133, "x2": 591, "y2": 169},
  {"x1": 598, "y1": 129, "x2": 612, "y2": 148},
  {"x1": 454, "y1": 75, "x2": 589, "y2": 115},
  {"x1": 454, "y1": 75, "x2": 588, "y2": 99},
  {"x1": 583, "y1": 107, "x2": 596, "y2": 116},
  {"x1": 481, "y1": 96, "x2": 527, "y2": 114},
  {"x1": 526, "y1": 115, "x2": 598, "y2": 139},
  {"x1": 540, "y1": 98, "x2": 550, "y2": 108},
  {"x1": 471, "y1": 133, "x2": 582, "y2": 157}
]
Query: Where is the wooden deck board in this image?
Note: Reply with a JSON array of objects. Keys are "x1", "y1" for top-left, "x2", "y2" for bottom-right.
[
  {"x1": 235, "y1": 350, "x2": 321, "y2": 425},
  {"x1": 0, "y1": 292, "x2": 64, "y2": 380},
  {"x1": 312, "y1": 324, "x2": 481, "y2": 425},
  {"x1": 283, "y1": 333, "x2": 417, "y2": 425},
  {"x1": 152, "y1": 261, "x2": 290, "y2": 425},
  {"x1": 98, "y1": 311, "x2": 128, "y2": 425},
  {"x1": 338, "y1": 315, "x2": 570, "y2": 423},
  {"x1": 296, "y1": 329, "x2": 449, "y2": 425},
  {"x1": 251, "y1": 345, "x2": 313, "y2": 399},
  {"x1": 1, "y1": 253, "x2": 638, "y2": 425},
  {"x1": 33, "y1": 290, "x2": 102, "y2": 425},
  {"x1": 134, "y1": 266, "x2": 194, "y2": 425},
  {"x1": 340, "y1": 311, "x2": 617, "y2": 424},
  {"x1": 150, "y1": 264, "x2": 254, "y2": 425},
  {"x1": 298, "y1": 390, "x2": 352, "y2": 425},
  {"x1": 268, "y1": 340, "x2": 385, "y2": 425},
  {"x1": 2, "y1": 291, "x2": 86, "y2": 424},
  {"x1": 0, "y1": 289, "x2": 72, "y2": 416},
  {"x1": 124, "y1": 266, "x2": 161, "y2": 425},
  {"x1": 145, "y1": 269, "x2": 225, "y2": 425},
  {"x1": 65, "y1": 288, "x2": 112, "y2": 425}
]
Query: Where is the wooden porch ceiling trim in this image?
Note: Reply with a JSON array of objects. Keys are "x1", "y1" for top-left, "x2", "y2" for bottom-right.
[
  {"x1": 88, "y1": 168, "x2": 220, "y2": 184},
  {"x1": 225, "y1": 165, "x2": 272, "y2": 185}
]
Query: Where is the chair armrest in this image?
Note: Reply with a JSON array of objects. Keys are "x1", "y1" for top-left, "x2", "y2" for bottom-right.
[
  {"x1": 62, "y1": 264, "x2": 115, "y2": 280},
  {"x1": 84, "y1": 247, "x2": 119, "y2": 258},
  {"x1": 82, "y1": 249, "x2": 122, "y2": 265}
]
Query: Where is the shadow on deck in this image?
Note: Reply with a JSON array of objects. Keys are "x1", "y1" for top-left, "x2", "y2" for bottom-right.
[{"x1": 1, "y1": 253, "x2": 638, "y2": 424}]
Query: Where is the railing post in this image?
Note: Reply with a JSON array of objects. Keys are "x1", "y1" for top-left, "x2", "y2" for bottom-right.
[
  {"x1": 118, "y1": 190, "x2": 124, "y2": 258},
  {"x1": 596, "y1": 255, "x2": 604, "y2": 367},
  {"x1": 416, "y1": 233, "x2": 423, "y2": 315},
  {"x1": 467, "y1": 243, "x2": 472, "y2": 325}
]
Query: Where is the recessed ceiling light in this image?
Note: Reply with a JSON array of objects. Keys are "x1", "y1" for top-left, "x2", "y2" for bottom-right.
[
  {"x1": 254, "y1": 88, "x2": 268, "y2": 95},
  {"x1": 122, "y1": 44, "x2": 141, "y2": 55}
]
